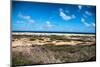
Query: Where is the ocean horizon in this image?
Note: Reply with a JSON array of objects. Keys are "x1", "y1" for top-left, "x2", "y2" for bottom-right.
[{"x1": 12, "y1": 31, "x2": 96, "y2": 35}]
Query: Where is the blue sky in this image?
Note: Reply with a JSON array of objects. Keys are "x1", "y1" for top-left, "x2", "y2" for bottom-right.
[{"x1": 12, "y1": 1, "x2": 96, "y2": 33}]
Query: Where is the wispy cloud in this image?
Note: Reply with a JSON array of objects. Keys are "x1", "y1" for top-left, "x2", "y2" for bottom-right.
[
  {"x1": 85, "y1": 11, "x2": 92, "y2": 16},
  {"x1": 83, "y1": 14, "x2": 88, "y2": 18},
  {"x1": 59, "y1": 8, "x2": 75, "y2": 21},
  {"x1": 81, "y1": 18, "x2": 90, "y2": 27},
  {"x1": 28, "y1": 19, "x2": 35, "y2": 23},
  {"x1": 18, "y1": 12, "x2": 35, "y2": 24},
  {"x1": 78, "y1": 5, "x2": 82, "y2": 10},
  {"x1": 45, "y1": 21, "x2": 53, "y2": 28},
  {"x1": 18, "y1": 13, "x2": 30, "y2": 20},
  {"x1": 81, "y1": 17, "x2": 96, "y2": 28},
  {"x1": 82, "y1": 11, "x2": 92, "y2": 19}
]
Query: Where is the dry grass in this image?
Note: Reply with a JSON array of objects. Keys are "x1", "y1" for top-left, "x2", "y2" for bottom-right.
[
  {"x1": 12, "y1": 34, "x2": 96, "y2": 47},
  {"x1": 12, "y1": 45, "x2": 96, "y2": 66},
  {"x1": 12, "y1": 34, "x2": 96, "y2": 66}
]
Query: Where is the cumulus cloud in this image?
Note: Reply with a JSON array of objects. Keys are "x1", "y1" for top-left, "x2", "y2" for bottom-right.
[
  {"x1": 81, "y1": 18, "x2": 90, "y2": 27},
  {"x1": 59, "y1": 8, "x2": 75, "y2": 21},
  {"x1": 78, "y1": 5, "x2": 82, "y2": 10}
]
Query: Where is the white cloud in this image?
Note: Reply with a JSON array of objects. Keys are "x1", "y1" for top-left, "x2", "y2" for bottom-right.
[
  {"x1": 18, "y1": 12, "x2": 35, "y2": 24},
  {"x1": 81, "y1": 18, "x2": 96, "y2": 28},
  {"x1": 18, "y1": 13, "x2": 30, "y2": 20},
  {"x1": 60, "y1": 8, "x2": 69, "y2": 13},
  {"x1": 81, "y1": 18, "x2": 90, "y2": 27},
  {"x1": 28, "y1": 19, "x2": 35, "y2": 24},
  {"x1": 60, "y1": 11, "x2": 71, "y2": 20},
  {"x1": 78, "y1": 5, "x2": 82, "y2": 10},
  {"x1": 85, "y1": 11, "x2": 92, "y2": 16},
  {"x1": 45, "y1": 21, "x2": 53, "y2": 28},
  {"x1": 59, "y1": 8, "x2": 75, "y2": 21}
]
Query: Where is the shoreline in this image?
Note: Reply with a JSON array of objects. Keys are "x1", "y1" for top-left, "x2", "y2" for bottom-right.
[{"x1": 12, "y1": 32, "x2": 95, "y2": 36}]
